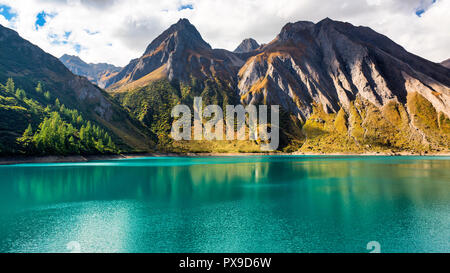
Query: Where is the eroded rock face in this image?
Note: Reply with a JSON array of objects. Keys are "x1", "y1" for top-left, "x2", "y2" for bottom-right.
[
  {"x1": 66, "y1": 76, "x2": 113, "y2": 120},
  {"x1": 237, "y1": 18, "x2": 450, "y2": 121}
]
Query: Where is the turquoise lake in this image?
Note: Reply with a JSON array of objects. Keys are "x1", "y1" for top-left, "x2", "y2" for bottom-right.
[{"x1": 0, "y1": 156, "x2": 449, "y2": 253}]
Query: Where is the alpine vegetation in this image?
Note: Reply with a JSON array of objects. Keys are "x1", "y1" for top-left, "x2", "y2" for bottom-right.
[{"x1": 171, "y1": 97, "x2": 280, "y2": 151}]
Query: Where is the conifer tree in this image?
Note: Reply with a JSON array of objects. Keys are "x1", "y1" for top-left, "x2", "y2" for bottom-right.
[
  {"x1": 15, "y1": 88, "x2": 26, "y2": 99},
  {"x1": 35, "y1": 82, "x2": 43, "y2": 94},
  {"x1": 23, "y1": 124, "x2": 33, "y2": 137},
  {"x1": 44, "y1": 91, "x2": 51, "y2": 101},
  {"x1": 5, "y1": 78, "x2": 14, "y2": 93}
]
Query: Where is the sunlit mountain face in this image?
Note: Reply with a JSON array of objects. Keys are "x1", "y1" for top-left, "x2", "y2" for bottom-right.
[{"x1": 102, "y1": 18, "x2": 449, "y2": 154}]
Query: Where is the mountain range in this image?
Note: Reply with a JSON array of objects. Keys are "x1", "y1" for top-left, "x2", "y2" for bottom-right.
[
  {"x1": 59, "y1": 54, "x2": 122, "y2": 88},
  {"x1": 1, "y1": 18, "x2": 449, "y2": 155}
]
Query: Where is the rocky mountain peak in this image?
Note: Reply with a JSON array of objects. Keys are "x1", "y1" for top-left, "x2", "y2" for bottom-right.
[
  {"x1": 234, "y1": 38, "x2": 260, "y2": 53},
  {"x1": 60, "y1": 54, "x2": 82, "y2": 61},
  {"x1": 106, "y1": 18, "x2": 242, "y2": 90},
  {"x1": 144, "y1": 18, "x2": 211, "y2": 55},
  {"x1": 277, "y1": 21, "x2": 315, "y2": 41}
]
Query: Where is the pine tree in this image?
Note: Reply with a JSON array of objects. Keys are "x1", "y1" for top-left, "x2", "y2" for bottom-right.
[
  {"x1": 23, "y1": 124, "x2": 33, "y2": 137},
  {"x1": 96, "y1": 138, "x2": 104, "y2": 153},
  {"x1": 6, "y1": 78, "x2": 15, "y2": 93},
  {"x1": 55, "y1": 98, "x2": 61, "y2": 108},
  {"x1": 44, "y1": 91, "x2": 51, "y2": 101},
  {"x1": 76, "y1": 115, "x2": 83, "y2": 125},
  {"x1": 15, "y1": 88, "x2": 26, "y2": 99},
  {"x1": 35, "y1": 82, "x2": 43, "y2": 94},
  {"x1": 107, "y1": 136, "x2": 114, "y2": 148},
  {"x1": 16, "y1": 124, "x2": 35, "y2": 153}
]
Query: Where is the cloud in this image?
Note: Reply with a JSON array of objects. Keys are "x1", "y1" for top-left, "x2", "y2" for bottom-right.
[{"x1": 0, "y1": 0, "x2": 448, "y2": 66}]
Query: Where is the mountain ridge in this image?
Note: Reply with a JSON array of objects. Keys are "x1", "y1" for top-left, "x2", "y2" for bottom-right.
[{"x1": 59, "y1": 54, "x2": 121, "y2": 88}]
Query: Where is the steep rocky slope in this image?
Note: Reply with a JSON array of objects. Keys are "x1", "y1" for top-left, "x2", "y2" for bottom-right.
[
  {"x1": 237, "y1": 18, "x2": 450, "y2": 152},
  {"x1": 238, "y1": 19, "x2": 449, "y2": 119},
  {"x1": 60, "y1": 54, "x2": 121, "y2": 88}
]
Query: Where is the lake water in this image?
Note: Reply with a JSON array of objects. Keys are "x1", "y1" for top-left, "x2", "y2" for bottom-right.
[{"x1": 0, "y1": 156, "x2": 449, "y2": 253}]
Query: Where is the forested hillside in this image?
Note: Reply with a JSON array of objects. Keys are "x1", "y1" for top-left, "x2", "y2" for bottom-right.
[{"x1": 0, "y1": 78, "x2": 117, "y2": 155}]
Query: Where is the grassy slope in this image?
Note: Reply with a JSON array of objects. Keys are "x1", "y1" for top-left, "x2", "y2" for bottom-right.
[{"x1": 300, "y1": 94, "x2": 449, "y2": 154}]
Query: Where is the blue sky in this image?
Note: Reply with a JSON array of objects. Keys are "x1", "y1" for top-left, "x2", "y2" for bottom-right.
[
  {"x1": 0, "y1": 4, "x2": 15, "y2": 20},
  {"x1": 178, "y1": 4, "x2": 194, "y2": 11},
  {"x1": 0, "y1": 0, "x2": 448, "y2": 66},
  {"x1": 35, "y1": 11, "x2": 56, "y2": 30},
  {"x1": 416, "y1": 0, "x2": 436, "y2": 17}
]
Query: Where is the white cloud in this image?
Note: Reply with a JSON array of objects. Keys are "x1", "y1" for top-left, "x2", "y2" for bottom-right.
[{"x1": 0, "y1": 0, "x2": 448, "y2": 66}]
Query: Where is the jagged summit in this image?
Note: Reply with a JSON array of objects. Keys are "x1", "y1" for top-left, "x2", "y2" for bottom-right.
[
  {"x1": 60, "y1": 54, "x2": 82, "y2": 61},
  {"x1": 234, "y1": 38, "x2": 260, "y2": 53},
  {"x1": 143, "y1": 18, "x2": 211, "y2": 55},
  {"x1": 106, "y1": 18, "x2": 242, "y2": 91}
]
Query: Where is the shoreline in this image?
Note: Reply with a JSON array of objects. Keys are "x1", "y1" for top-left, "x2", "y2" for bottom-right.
[{"x1": 0, "y1": 151, "x2": 449, "y2": 165}]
